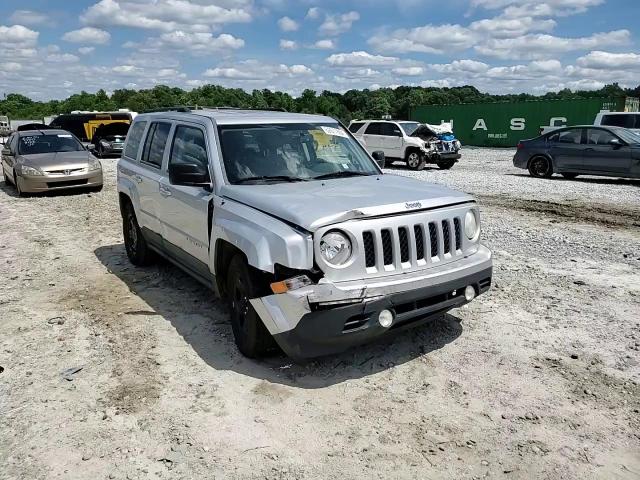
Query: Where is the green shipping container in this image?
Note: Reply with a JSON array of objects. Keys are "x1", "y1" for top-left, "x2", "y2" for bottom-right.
[{"x1": 409, "y1": 97, "x2": 638, "y2": 147}]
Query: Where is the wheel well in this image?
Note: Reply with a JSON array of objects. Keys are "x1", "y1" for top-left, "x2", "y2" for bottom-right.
[
  {"x1": 405, "y1": 146, "x2": 421, "y2": 158},
  {"x1": 214, "y1": 240, "x2": 249, "y2": 297},
  {"x1": 118, "y1": 192, "x2": 132, "y2": 216},
  {"x1": 527, "y1": 154, "x2": 551, "y2": 169}
]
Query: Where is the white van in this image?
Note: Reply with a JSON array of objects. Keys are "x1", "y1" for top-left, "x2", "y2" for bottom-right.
[{"x1": 594, "y1": 112, "x2": 640, "y2": 133}]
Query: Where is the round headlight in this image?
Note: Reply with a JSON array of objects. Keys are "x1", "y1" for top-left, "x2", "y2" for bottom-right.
[
  {"x1": 464, "y1": 210, "x2": 479, "y2": 239},
  {"x1": 319, "y1": 231, "x2": 352, "y2": 266}
]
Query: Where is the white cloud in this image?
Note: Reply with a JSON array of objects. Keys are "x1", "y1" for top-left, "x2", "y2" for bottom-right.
[
  {"x1": 430, "y1": 59, "x2": 490, "y2": 74},
  {"x1": 319, "y1": 11, "x2": 360, "y2": 36},
  {"x1": 472, "y1": 0, "x2": 604, "y2": 17},
  {"x1": 63, "y1": 27, "x2": 111, "y2": 45},
  {"x1": 277, "y1": 16, "x2": 298, "y2": 32},
  {"x1": 312, "y1": 39, "x2": 336, "y2": 50},
  {"x1": 204, "y1": 60, "x2": 314, "y2": 81},
  {"x1": 9, "y1": 10, "x2": 49, "y2": 26},
  {"x1": 326, "y1": 51, "x2": 399, "y2": 67},
  {"x1": 78, "y1": 47, "x2": 96, "y2": 55},
  {"x1": 81, "y1": 0, "x2": 253, "y2": 32},
  {"x1": 279, "y1": 39, "x2": 297, "y2": 50},
  {"x1": 157, "y1": 31, "x2": 244, "y2": 54},
  {"x1": 306, "y1": 7, "x2": 321, "y2": 20},
  {"x1": 369, "y1": 24, "x2": 476, "y2": 54},
  {"x1": 576, "y1": 50, "x2": 640, "y2": 70},
  {"x1": 0, "y1": 25, "x2": 39, "y2": 47},
  {"x1": 470, "y1": 16, "x2": 556, "y2": 38},
  {"x1": 392, "y1": 66, "x2": 425, "y2": 76},
  {"x1": 112, "y1": 65, "x2": 143, "y2": 75},
  {"x1": 46, "y1": 53, "x2": 80, "y2": 63},
  {"x1": 476, "y1": 29, "x2": 631, "y2": 59}
]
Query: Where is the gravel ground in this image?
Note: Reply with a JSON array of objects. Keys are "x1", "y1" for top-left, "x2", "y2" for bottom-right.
[{"x1": 1, "y1": 148, "x2": 639, "y2": 480}]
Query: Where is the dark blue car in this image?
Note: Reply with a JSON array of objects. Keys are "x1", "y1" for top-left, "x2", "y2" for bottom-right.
[{"x1": 513, "y1": 125, "x2": 640, "y2": 180}]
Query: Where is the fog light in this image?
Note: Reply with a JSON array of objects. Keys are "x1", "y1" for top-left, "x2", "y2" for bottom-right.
[
  {"x1": 464, "y1": 285, "x2": 476, "y2": 301},
  {"x1": 378, "y1": 309, "x2": 394, "y2": 328}
]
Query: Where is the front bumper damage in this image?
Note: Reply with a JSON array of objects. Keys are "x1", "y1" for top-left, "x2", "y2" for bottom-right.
[{"x1": 251, "y1": 245, "x2": 492, "y2": 359}]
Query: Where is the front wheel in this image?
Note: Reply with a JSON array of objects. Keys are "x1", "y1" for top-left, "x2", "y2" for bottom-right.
[
  {"x1": 122, "y1": 202, "x2": 155, "y2": 266},
  {"x1": 226, "y1": 255, "x2": 276, "y2": 358},
  {"x1": 405, "y1": 150, "x2": 425, "y2": 171},
  {"x1": 437, "y1": 159, "x2": 456, "y2": 170},
  {"x1": 528, "y1": 156, "x2": 553, "y2": 178}
]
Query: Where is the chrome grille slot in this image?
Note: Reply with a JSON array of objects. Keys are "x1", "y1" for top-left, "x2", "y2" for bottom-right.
[
  {"x1": 442, "y1": 220, "x2": 451, "y2": 255},
  {"x1": 363, "y1": 231, "x2": 376, "y2": 268},
  {"x1": 381, "y1": 229, "x2": 393, "y2": 266},
  {"x1": 454, "y1": 218, "x2": 462, "y2": 251},
  {"x1": 398, "y1": 227, "x2": 409, "y2": 263}
]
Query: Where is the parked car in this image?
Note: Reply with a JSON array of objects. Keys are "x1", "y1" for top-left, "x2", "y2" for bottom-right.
[
  {"x1": 594, "y1": 111, "x2": 640, "y2": 133},
  {"x1": 513, "y1": 125, "x2": 640, "y2": 179},
  {"x1": 118, "y1": 108, "x2": 492, "y2": 360},
  {"x1": 92, "y1": 122, "x2": 130, "y2": 157},
  {"x1": 349, "y1": 120, "x2": 459, "y2": 170},
  {"x1": 49, "y1": 111, "x2": 133, "y2": 145},
  {"x1": 1, "y1": 129, "x2": 103, "y2": 195}
]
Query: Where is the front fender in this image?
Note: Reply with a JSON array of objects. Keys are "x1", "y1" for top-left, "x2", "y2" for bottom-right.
[{"x1": 213, "y1": 198, "x2": 313, "y2": 274}]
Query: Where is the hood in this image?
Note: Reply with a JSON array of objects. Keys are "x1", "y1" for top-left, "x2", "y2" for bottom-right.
[
  {"x1": 20, "y1": 150, "x2": 93, "y2": 170},
  {"x1": 221, "y1": 174, "x2": 473, "y2": 231},
  {"x1": 93, "y1": 122, "x2": 130, "y2": 140}
]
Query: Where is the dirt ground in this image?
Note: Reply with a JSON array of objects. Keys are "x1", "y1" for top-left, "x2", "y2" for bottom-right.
[{"x1": 1, "y1": 149, "x2": 639, "y2": 480}]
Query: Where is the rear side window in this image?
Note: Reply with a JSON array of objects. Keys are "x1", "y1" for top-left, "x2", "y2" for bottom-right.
[
  {"x1": 601, "y1": 114, "x2": 640, "y2": 129},
  {"x1": 552, "y1": 129, "x2": 582, "y2": 144},
  {"x1": 141, "y1": 122, "x2": 171, "y2": 168},
  {"x1": 365, "y1": 122, "x2": 383, "y2": 135},
  {"x1": 349, "y1": 122, "x2": 364, "y2": 133},
  {"x1": 124, "y1": 121, "x2": 147, "y2": 159},
  {"x1": 170, "y1": 126, "x2": 208, "y2": 169}
]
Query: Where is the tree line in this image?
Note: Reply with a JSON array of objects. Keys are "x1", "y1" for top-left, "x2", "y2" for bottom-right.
[{"x1": 1, "y1": 82, "x2": 638, "y2": 122}]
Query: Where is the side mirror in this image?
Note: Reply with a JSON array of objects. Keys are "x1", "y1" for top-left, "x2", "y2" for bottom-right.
[
  {"x1": 372, "y1": 150, "x2": 385, "y2": 169},
  {"x1": 169, "y1": 163, "x2": 211, "y2": 187},
  {"x1": 87, "y1": 143, "x2": 95, "y2": 150},
  {"x1": 609, "y1": 138, "x2": 623, "y2": 148}
]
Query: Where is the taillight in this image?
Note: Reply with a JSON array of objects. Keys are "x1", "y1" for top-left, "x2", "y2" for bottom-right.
[{"x1": 517, "y1": 142, "x2": 524, "y2": 149}]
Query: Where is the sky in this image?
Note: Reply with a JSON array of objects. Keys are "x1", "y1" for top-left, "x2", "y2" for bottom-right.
[{"x1": 1, "y1": 0, "x2": 638, "y2": 100}]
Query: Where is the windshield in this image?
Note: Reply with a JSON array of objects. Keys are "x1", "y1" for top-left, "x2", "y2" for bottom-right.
[
  {"x1": 18, "y1": 133, "x2": 84, "y2": 155},
  {"x1": 218, "y1": 123, "x2": 379, "y2": 184},
  {"x1": 398, "y1": 122, "x2": 420, "y2": 135},
  {"x1": 615, "y1": 128, "x2": 640, "y2": 144}
]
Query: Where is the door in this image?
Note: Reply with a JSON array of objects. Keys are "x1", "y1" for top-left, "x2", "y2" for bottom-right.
[
  {"x1": 362, "y1": 122, "x2": 384, "y2": 154},
  {"x1": 158, "y1": 123, "x2": 213, "y2": 273},
  {"x1": 135, "y1": 121, "x2": 172, "y2": 238},
  {"x1": 1, "y1": 134, "x2": 16, "y2": 181},
  {"x1": 583, "y1": 128, "x2": 632, "y2": 175},
  {"x1": 382, "y1": 123, "x2": 403, "y2": 158},
  {"x1": 548, "y1": 128, "x2": 585, "y2": 172}
]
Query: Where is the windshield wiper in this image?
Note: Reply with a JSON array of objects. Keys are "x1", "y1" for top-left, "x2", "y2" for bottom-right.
[
  {"x1": 235, "y1": 175, "x2": 309, "y2": 184},
  {"x1": 312, "y1": 171, "x2": 373, "y2": 180}
]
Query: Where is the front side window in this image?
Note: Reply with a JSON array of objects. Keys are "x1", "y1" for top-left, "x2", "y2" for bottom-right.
[
  {"x1": 141, "y1": 122, "x2": 171, "y2": 167},
  {"x1": 381, "y1": 123, "x2": 402, "y2": 137},
  {"x1": 170, "y1": 126, "x2": 209, "y2": 169},
  {"x1": 586, "y1": 129, "x2": 617, "y2": 145},
  {"x1": 124, "y1": 121, "x2": 147, "y2": 159},
  {"x1": 398, "y1": 122, "x2": 419, "y2": 135},
  {"x1": 218, "y1": 123, "x2": 379, "y2": 184},
  {"x1": 348, "y1": 122, "x2": 365, "y2": 133},
  {"x1": 18, "y1": 133, "x2": 84, "y2": 155}
]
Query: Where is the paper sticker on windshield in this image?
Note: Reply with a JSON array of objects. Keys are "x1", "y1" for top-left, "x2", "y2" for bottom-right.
[
  {"x1": 320, "y1": 126, "x2": 348, "y2": 138},
  {"x1": 57, "y1": 134, "x2": 72, "y2": 138}
]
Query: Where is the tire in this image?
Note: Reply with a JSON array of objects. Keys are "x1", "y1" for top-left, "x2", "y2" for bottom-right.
[
  {"x1": 14, "y1": 170, "x2": 24, "y2": 196},
  {"x1": 225, "y1": 255, "x2": 275, "y2": 358},
  {"x1": 437, "y1": 159, "x2": 456, "y2": 170},
  {"x1": 405, "y1": 150, "x2": 425, "y2": 171},
  {"x1": 528, "y1": 156, "x2": 553, "y2": 178},
  {"x1": 122, "y1": 202, "x2": 155, "y2": 266},
  {"x1": 562, "y1": 173, "x2": 578, "y2": 180}
]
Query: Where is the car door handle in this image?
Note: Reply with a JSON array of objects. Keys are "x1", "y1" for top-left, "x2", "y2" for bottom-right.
[{"x1": 159, "y1": 185, "x2": 172, "y2": 197}]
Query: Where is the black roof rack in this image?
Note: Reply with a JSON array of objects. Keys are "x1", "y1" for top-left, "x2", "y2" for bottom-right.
[{"x1": 141, "y1": 106, "x2": 288, "y2": 113}]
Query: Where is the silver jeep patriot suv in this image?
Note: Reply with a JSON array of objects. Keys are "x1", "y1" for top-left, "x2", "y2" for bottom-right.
[{"x1": 117, "y1": 108, "x2": 492, "y2": 359}]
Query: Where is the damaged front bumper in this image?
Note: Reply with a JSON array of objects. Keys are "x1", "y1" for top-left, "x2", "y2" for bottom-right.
[{"x1": 251, "y1": 245, "x2": 492, "y2": 359}]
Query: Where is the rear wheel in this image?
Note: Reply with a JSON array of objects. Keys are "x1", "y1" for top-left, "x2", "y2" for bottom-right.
[
  {"x1": 122, "y1": 202, "x2": 154, "y2": 266},
  {"x1": 528, "y1": 156, "x2": 553, "y2": 178},
  {"x1": 225, "y1": 255, "x2": 275, "y2": 358},
  {"x1": 437, "y1": 159, "x2": 456, "y2": 170},
  {"x1": 562, "y1": 173, "x2": 578, "y2": 180},
  {"x1": 405, "y1": 150, "x2": 425, "y2": 170}
]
